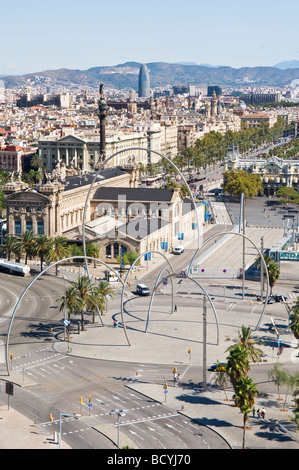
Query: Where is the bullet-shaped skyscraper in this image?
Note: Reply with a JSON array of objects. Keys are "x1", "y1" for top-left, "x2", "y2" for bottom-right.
[{"x1": 138, "y1": 64, "x2": 150, "y2": 97}]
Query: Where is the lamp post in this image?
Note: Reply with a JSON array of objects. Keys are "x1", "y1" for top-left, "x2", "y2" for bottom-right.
[{"x1": 110, "y1": 409, "x2": 126, "y2": 448}]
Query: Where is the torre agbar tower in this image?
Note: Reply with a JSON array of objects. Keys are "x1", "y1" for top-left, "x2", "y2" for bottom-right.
[{"x1": 138, "y1": 64, "x2": 150, "y2": 97}]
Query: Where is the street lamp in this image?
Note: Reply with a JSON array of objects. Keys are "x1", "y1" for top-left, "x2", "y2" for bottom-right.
[{"x1": 110, "y1": 409, "x2": 126, "y2": 448}]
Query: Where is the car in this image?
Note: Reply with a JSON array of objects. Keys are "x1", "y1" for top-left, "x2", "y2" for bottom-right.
[
  {"x1": 208, "y1": 362, "x2": 227, "y2": 372},
  {"x1": 173, "y1": 245, "x2": 184, "y2": 255},
  {"x1": 136, "y1": 283, "x2": 150, "y2": 296}
]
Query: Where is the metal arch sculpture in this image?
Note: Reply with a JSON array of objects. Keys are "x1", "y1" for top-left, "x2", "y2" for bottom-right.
[
  {"x1": 147, "y1": 265, "x2": 175, "y2": 328},
  {"x1": 5, "y1": 256, "x2": 131, "y2": 376},
  {"x1": 188, "y1": 231, "x2": 270, "y2": 331},
  {"x1": 146, "y1": 272, "x2": 220, "y2": 345},
  {"x1": 120, "y1": 249, "x2": 175, "y2": 328},
  {"x1": 81, "y1": 147, "x2": 203, "y2": 273}
]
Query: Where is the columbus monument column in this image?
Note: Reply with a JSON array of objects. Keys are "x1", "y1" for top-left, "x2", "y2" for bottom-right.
[{"x1": 98, "y1": 83, "x2": 107, "y2": 163}]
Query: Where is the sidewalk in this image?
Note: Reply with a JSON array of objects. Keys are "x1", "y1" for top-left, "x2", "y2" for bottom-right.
[{"x1": 0, "y1": 405, "x2": 71, "y2": 449}]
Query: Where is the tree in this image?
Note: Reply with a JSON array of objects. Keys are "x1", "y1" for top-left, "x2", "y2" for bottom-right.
[
  {"x1": 57, "y1": 286, "x2": 83, "y2": 339},
  {"x1": 86, "y1": 287, "x2": 107, "y2": 324},
  {"x1": 71, "y1": 275, "x2": 95, "y2": 331},
  {"x1": 86, "y1": 242, "x2": 100, "y2": 267},
  {"x1": 47, "y1": 236, "x2": 71, "y2": 275},
  {"x1": 214, "y1": 363, "x2": 230, "y2": 400},
  {"x1": 14, "y1": 230, "x2": 36, "y2": 264},
  {"x1": 30, "y1": 154, "x2": 43, "y2": 170},
  {"x1": 233, "y1": 376, "x2": 259, "y2": 449},
  {"x1": 116, "y1": 250, "x2": 140, "y2": 267},
  {"x1": 268, "y1": 363, "x2": 288, "y2": 400},
  {"x1": 267, "y1": 260, "x2": 280, "y2": 295},
  {"x1": 226, "y1": 344, "x2": 251, "y2": 389},
  {"x1": 276, "y1": 187, "x2": 298, "y2": 206},
  {"x1": 97, "y1": 280, "x2": 115, "y2": 316},
  {"x1": 0, "y1": 190, "x2": 5, "y2": 215},
  {"x1": 222, "y1": 169, "x2": 262, "y2": 198},
  {"x1": 34, "y1": 235, "x2": 52, "y2": 271},
  {"x1": 289, "y1": 298, "x2": 299, "y2": 340},
  {"x1": 0, "y1": 235, "x2": 16, "y2": 261},
  {"x1": 226, "y1": 325, "x2": 264, "y2": 363}
]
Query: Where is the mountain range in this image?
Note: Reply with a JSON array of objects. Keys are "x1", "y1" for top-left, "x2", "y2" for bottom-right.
[{"x1": 2, "y1": 61, "x2": 299, "y2": 90}]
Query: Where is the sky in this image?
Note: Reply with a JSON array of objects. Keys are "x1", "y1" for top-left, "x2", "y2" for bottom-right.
[{"x1": 0, "y1": 0, "x2": 298, "y2": 76}]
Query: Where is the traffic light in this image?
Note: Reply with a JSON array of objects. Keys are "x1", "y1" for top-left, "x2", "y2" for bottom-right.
[
  {"x1": 80, "y1": 396, "x2": 83, "y2": 405},
  {"x1": 49, "y1": 412, "x2": 54, "y2": 422},
  {"x1": 89, "y1": 395, "x2": 92, "y2": 403},
  {"x1": 163, "y1": 383, "x2": 168, "y2": 390}
]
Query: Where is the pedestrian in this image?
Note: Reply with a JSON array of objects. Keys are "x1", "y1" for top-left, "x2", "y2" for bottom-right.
[
  {"x1": 252, "y1": 407, "x2": 255, "y2": 418},
  {"x1": 257, "y1": 409, "x2": 260, "y2": 418},
  {"x1": 174, "y1": 304, "x2": 177, "y2": 312},
  {"x1": 177, "y1": 373, "x2": 181, "y2": 383},
  {"x1": 261, "y1": 407, "x2": 265, "y2": 419}
]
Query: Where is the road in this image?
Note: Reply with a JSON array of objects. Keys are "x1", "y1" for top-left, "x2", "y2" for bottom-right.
[
  {"x1": 0, "y1": 193, "x2": 298, "y2": 448},
  {"x1": 2, "y1": 349, "x2": 229, "y2": 449},
  {"x1": 0, "y1": 270, "x2": 230, "y2": 449}
]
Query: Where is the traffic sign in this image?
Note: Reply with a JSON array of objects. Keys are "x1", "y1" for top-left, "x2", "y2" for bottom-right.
[{"x1": 5, "y1": 381, "x2": 13, "y2": 396}]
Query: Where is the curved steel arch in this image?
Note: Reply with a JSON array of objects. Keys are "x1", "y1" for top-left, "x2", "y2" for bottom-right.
[
  {"x1": 120, "y1": 250, "x2": 175, "y2": 327},
  {"x1": 5, "y1": 256, "x2": 131, "y2": 376},
  {"x1": 81, "y1": 147, "x2": 202, "y2": 273},
  {"x1": 147, "y1": 272, "x2": 220, "y2": 345},
  {"x1": 187, "y1": 231, "x2": 270, "y2": 331},
  {"x1": 146, "y1": 266, "x2": 174, "y2": 333}
]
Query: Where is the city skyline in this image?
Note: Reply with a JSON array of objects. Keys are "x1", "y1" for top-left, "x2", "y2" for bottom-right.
[{"x1": 0, "y1": 0, "x2": 298, "y2": 77}]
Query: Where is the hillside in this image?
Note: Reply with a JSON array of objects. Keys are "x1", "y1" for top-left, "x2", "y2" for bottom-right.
[{"x1": 2, "y1": 62, "x2": 299, "y2": 90}]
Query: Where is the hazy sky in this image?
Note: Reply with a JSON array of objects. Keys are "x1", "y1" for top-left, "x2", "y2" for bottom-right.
[{"x1": 1, "y1": 0, "x2": 298, "y2": 75}]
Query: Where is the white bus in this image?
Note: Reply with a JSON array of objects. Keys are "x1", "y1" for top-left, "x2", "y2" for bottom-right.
[{"x1": 0, "y1": 260, "x2": 30, "y2": 276}]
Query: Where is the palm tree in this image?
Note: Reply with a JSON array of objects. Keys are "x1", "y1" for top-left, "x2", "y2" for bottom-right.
[
  {"x1": 34, "y1": 235, "x2": 52, "y2": 271},
  {"x1": 226, "y1": 325, "x2": 264, "y2": 363},
  {"x1": 226, "y1": 344, "x2": 251, "y2": 389},
  {"x1": 86, "y1": 242, "x2": 100, "y2": 268},
  {"x1": 290, "y1": 298, "x2": 299, "y2": 340},
  {"x1": 57, "y1": 286, "x2": 83, "y2": 339},
  {"x1": 267, "y1": 260, "x2": 280, "y2": 295},
  {"x1": 256, "y1": 254, "x2": 281, "y2": 295},
  {"x1": 98, "y1": 280, "x2": 115, "y2": 315},
  {"x1": 86, "y1": 288, "x2": 106, "y2": 324},
  {"x1": 71, "y1": 275, "x2": 95, "y2": 331},
  {"x1": 14, "y1": 230, "x2": 36, "y2": 264},
  {"x1": 47, "y1": 236, "x2": 70, "y2": 275},
  {"x1": 0, "y1": 235, "x2": 16, "y2": 261},
  {"x1": 234, "y1": 376, "x2": 259, "y2": 449}
]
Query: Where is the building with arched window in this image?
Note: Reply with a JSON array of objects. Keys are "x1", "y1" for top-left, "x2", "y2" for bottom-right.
[{"x1": 224, "y1": 146, "x2": 299, "y2": 196}]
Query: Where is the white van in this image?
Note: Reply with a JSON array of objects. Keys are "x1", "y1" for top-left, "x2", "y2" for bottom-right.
[
  {"x1": 173, "y1": 246, "x2": 184, "y2": 255},
  {"x1": 136, "y1": 284, "x2": 150, "y2": 296}
]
